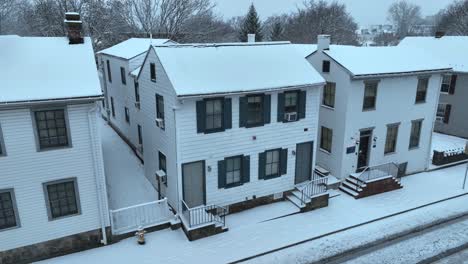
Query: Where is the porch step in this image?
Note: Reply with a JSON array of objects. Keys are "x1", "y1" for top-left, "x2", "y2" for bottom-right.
[
  {"x1": 342, "y1": 181, "x2": 363, "y2": 192},
  {"x1": 286, "y1": 194, "x2": 306, "y2": 209},
  {"x1": 339, "y1": 185, "x2": 359, "y2": 197},
  {"x1": 345, "y1": 177, "x2": 367, "y2": 188},
  {"x1": 292, "y1": 190, "x2": 311, "y2": 203}
]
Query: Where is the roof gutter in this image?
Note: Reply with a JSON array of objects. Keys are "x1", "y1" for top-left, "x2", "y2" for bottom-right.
[
  {"x1": 0, "y1": 95, "x2": 103, "y2": 110},
  {"x1": 176, "y1": 83, "x2": 326, "y2": 99},
  {"x1": 351, "y1": 68, "x2": 453, "y2": 80}
]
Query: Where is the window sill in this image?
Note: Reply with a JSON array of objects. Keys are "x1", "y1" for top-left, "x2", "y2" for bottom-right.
[
  {"x1": 203, "y1": 128, "x2": 225, "y2": 134},
  {"x1": 151, "y1": 79, "x2": 156, "y2": 83},
  {"x1": 0, "y1": 225, "x2": 20, "y2": 232},
  {"x1": 38, "y1": 145, "x2": 72, "y2": 152},
  {"x1": 414, "y1": 101, "x2": 426, "y2": 105},
  {"x1": 48, "y1": 212, "x2": 81, "y2": 222},
  {"x1": 319, "y1": 148, "x2": 331, "y2": 155},
  {"x1": 321, "y1": 105, "x2": 335, "y2": 110},
  {"x1": 440, "y1": 91, "x2": 449, "y2": 95},
  {"x1": 362, "y1": 108, "x2": 376, "y2": 112},
  {"x1": 224, "y1": 182, "x2": 244, "y2": 189},
  {"x1": 409, "y1": 146, "x2": 420, "y2": 151},
  {"x1": 384, "y1": 151, "x2": 397, "y2": 156},
  {"x1": 263, "y1": 174, "x2": 281, "y2": 180}
]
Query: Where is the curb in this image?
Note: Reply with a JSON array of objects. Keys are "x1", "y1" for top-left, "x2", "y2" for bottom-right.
[
  {"x1": 230, "y1": 192, "x2": 468, "y2": 264},
  {"x1": 417, "y1": 241, "x2": 468, "y2": 264}
]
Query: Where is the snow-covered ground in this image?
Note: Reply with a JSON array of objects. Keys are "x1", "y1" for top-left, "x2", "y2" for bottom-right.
[
  {"x1": 39, "y1": 161, "x2": 468, "y2": 264},
  {"x1": 432, "y1": 132, "x2": 467, "y2": 153},
  {"x1": 435, "y1": 248, "x2": 468, "y2": 264},
  {"x1": 100, "y1": 119, "x2": 158, "y2": 210}
]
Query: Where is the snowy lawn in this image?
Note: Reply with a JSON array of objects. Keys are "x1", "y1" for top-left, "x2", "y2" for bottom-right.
[
  {"x1": 432, "y1": 132, "x2": 467, "y2": 154},
  {"x1": 100, "y1": 119, "x2": 158, "y2": 210},
  {"x1": 39, "y1": 162, "x2": 468, "y2": 264}
]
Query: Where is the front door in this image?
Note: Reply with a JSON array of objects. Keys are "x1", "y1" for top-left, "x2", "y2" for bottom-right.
[
  {"x1": 295, "y1": 142, "x2": 314, "y2": 184},
  {"x1": 357, "y1": 130, "x2": 372, "y2": 171},
  {"x1": 182, "y1": 161, "x2": 205, "y2": 208}
]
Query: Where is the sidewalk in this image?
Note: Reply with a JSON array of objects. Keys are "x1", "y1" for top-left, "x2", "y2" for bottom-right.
[{"x1": 40, "y1": 162, "x2": 468, "y2": 264}]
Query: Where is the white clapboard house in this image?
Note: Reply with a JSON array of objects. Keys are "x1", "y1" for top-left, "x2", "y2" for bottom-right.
[
  {"x1": 104, "y1": 38, "x2": 327, "y2": 239},
  {"x1": 0, "y1": 13, "x2": 109, "y2": 263},
  {"x1": 97, "y1": 38, "x2": 175, "y2": 159},
  {"x1": 305, "y1": 35, "x2": 451, "y2": 198}
]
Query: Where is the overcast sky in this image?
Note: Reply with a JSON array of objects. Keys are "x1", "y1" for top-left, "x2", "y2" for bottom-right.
[{"x1": 213, "y1": 0, "x2": 455, "y2": 26}]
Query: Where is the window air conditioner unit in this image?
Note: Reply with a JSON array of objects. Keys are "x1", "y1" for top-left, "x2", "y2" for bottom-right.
[
  {"x1": 156, "y1": 170, "x2": 167, "y2": 184},
  {"x1": 155, "y1": 118, "x2": 165, "y2": 129},
  {"x1": 284, "y1": 112, "x2": 298, "y2": 122},
  {"x1": 134, "y1": 102, "x2": 141, "y2": 109}
]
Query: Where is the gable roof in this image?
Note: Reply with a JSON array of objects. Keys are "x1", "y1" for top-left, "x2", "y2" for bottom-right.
[
  {"x1": 322, "y1": 45, "x2": 451, "y2": 78},
  {"x1": 98, "y1": 38, "x2": 173, "y2": 60},
  {"x1": 153, "y1": 42, "x2": 325, "y2": 97},
  {"x1": 399, "y1": 36, "x2": 468, "y2": 73},
  {"x1": 0, "y1": 36, "x2": 102, "y2": 104},
  {"x1": 293, "y1": 44, "x2": 317, "y2": 58}
]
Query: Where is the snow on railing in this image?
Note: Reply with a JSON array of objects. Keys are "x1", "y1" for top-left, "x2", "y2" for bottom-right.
[
  {"x1": 181, "y1": 200, "x2": 227, "y2": 229},
  {"x1": 356, "y1": 162, "x2": 399, "y2": 184}
]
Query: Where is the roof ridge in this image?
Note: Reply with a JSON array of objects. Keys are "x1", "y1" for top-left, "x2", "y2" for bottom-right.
[{"x1": 153, "y1": 41, "x2": 291, "y2": 48}]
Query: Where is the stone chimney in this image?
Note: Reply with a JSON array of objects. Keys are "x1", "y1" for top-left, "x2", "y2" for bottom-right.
[
  {"x1": 317, "y1": 35, "x2": 331, "y2": 51},
  {"x1": 248, "y1": 34, "x2": 256, "y2": 43},
  {"x1": 64, "y1": 12, "x2": 84, "y2": 44},
  {"x1": 435, "y1": 31, "x2": 445, "y2": 39}
]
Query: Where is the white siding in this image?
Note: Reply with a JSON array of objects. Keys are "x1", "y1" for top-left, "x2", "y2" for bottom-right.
[
  {"x1": 0, "y1": 103, "x2": 108, "y2": 251},
  {"x1": 175, "y1": 87, "x2": 321, "y2": 207}
]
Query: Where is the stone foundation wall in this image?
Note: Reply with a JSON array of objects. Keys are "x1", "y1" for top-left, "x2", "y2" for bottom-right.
[
  {"x1": 358, "y1": 177, "x2": 402, "y2": 199},
  {"x1": 227, "y1": 191, "x2": 291, "y2": 214},
  {"x1": 302, "y1": 193, "x2": 329, "y2": 212}
]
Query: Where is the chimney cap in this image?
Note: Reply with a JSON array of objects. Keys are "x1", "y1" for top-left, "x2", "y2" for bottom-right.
[
  {"x1": 65, "y1": 12, "x2": 80, "y2": 21},
  {"x1": 248, "y1": 34, "x2": 256, "y2": 43}
]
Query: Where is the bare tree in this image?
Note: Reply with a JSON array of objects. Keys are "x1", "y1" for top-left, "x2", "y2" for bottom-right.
[
  {"x1": 436, "y1": 0, "x2": 468, "y2": 36},
  {"x1": 128, "y1": 0, "x2": 159, "y2": 34},
  {"x1": 0, "y1": 0, "x2": 16, "y2": 34},
  {"x1": 373, "y1": 32, "x2": 399, "y2": 46},
  {"x1": 388, "y1": 0, "x2": 422, "y2": 39}
]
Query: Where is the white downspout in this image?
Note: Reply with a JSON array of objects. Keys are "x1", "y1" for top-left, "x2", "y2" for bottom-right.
[{"x1": 88, "y1": 104, "x2": 108, "y2": 245}]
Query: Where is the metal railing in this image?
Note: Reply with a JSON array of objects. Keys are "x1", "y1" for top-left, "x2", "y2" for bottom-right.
[
  {"x1": 300, "y1": 173, "x2": 328, "y2": 205},
  {"x1": 109, "y1": 198, "x2": 172, "y2": 235},
  {"x1": 355, "y1": 162, "x2": 399, "y2": 184},
  {"x1": 181, "y1": 200, "x2": 227, "y2": 229}
]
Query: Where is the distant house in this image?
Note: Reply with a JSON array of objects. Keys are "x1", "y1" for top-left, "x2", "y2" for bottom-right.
[
  {"x1": 399, "y1": 36, "x2": 468, "y2": 139},
  {"x1": 97, "y1": 38, "x2": 176, "y2": 159},
  {"x1": 0, "y1": 13, "x2": 109, "y2": 263},
  {"x1": 102, "y1": 39, "x2": 327, "y2": 240},
  {"x1": 305, "y1": 35, "x2": 451, "y2": 198}
]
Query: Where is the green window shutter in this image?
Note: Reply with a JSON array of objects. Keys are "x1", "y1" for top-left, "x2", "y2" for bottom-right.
[
  {"x1": 239, "y1": 97, "x2": 247, "y2": 127},
  {"x1": 449, "y1": 75, "x2": 457, "y2": 94},
  {"x1": 224, "y1": 98, "x2": 232, "y2": 129},
  {"x1": 218, "y1": 160, "x2": 226, "y2": 189},
  {"x1": 196, "y1": 100, "x2": 206, "y2": 133},
  {"x1": 298, "y1": 91, "x2": 307, "y2": 119},
  {"x1": 263, "y1": 94, "x2": 271, "y2": 124},
  {"x1": 258, "y1": 152, "x2": 266, "y2": 179},
  {"x1": 280, "y1": 149, "x2": 288, "y2": 175},
  {"x1": 242, "y1": 155, "x2": 250, "y2": 183},
  {"x1": 277, "y1": 93, "x2": 285, "y2": 122}
]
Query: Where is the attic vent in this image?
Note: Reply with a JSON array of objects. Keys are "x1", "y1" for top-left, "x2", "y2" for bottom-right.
[{"x1": 64, "y1": 12, "x2": 84, "y2": 44}]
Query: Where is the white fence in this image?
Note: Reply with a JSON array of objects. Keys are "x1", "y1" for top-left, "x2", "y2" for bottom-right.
[{"x1": 110, "y1": 198, "x2": 173, "y2": 235}]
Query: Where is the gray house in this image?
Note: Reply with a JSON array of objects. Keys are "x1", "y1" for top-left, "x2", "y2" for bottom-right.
[{"x1": 399, "y1": 36, "x2": 468, "y2": 139}]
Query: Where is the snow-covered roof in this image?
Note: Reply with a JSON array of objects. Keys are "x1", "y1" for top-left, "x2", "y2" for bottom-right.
[
  {"x1": 0, "y1": 36, "x2": 102, "y2": 104},
  {"x1": 153, "y1": 42, "x2": 325, "y2": 97},
  {"x1": 293, "y1": 44, "x2": 317, "y2": 58},
  {"x1": 98, "y1": 38, "x2": 173, "y2": 60},
  {"x1": 399, "y1": 36, "x2": 468, "y2": 73},
  {"x1": 323, "y1": 45, "x2": 451, "y2": 77},
  {"x1": 130, "y1": 66, "x2": 141, "y2": 77}
]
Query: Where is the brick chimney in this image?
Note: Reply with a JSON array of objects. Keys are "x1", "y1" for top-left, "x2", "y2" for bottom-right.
[
  {"x1": 248, "y1": 34, "x2": 256, "y2": 43},
  {"x1": 435, "y1": 31, "x2": 445, "y2": 39},
  {"x1": 64, "y1": 12, "x2": 84, "y2": 44},
  {"x1": 317, "y1": 35, "x2": 330, "y2": 51}
]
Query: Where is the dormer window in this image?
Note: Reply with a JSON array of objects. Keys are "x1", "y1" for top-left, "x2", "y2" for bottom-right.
[{"x1": 322, "y1": 60, "x2": 330, "y2": 73}]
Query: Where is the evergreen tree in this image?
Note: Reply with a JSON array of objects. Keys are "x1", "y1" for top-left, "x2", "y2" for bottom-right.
[
  {"x1": 270, "y1": 21, "x2": 284, "y2": 41},
  {"x1": 238, "y1": 4, "x2": 263, "y2": 42}
]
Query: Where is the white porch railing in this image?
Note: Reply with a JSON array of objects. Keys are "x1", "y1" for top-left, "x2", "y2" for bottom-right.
[
  {"x1": 109, "y1": 198, "x2": 173, "y2": 235},
  {"x1": 356, "y1": 162, "x2": 399, "y2": 183}
]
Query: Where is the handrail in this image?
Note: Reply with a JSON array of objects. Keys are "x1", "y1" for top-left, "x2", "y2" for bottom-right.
[
  {"x1": 181, "y1": 200, "x2": 227, "y2": 229},
  {"x1": 354, "y1": 162, "x2": 400, "y2": 190},
  {"x1": 300, "y1": 174, "x2": 328, "y2": 205}
]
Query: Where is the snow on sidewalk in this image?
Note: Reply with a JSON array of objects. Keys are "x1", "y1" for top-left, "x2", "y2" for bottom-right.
[
  {"x1": 432, "y1": 132, "x2": 467, "y2": 154},
  {"x1": 39, "y1": 163, "x2": 468, "y2": 264},
  {"x1": 100, "y1": 119, "x2": 158, "y2": 210}
]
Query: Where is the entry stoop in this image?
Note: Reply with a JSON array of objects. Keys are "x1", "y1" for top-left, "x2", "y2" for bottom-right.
[
  {"x1": 287, "y1": 177, "x2": 330, "y2": 212},
  {"x1": 340, "y1": 174, "x2": 402, "y2": 199}
]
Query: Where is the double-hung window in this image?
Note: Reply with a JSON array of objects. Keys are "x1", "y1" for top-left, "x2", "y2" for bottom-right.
[
  {"x1": 197, "y1": 98, "x2": 231, "y2": 134},
  {"x1": 34, "y1": 109, "x2": 70, "y2": 150},
  {"x1": 134, "y1": 80, "x2": 140, "y2": 108},
  {"x1": 415, "y1": 78, "x2": 428, "y2": 103},
  {"x1": 363, "y1": 82, "x2": 378, "y2": 111},
  {"x1": 385, "y1": 123, "x2": 399, "y2": 154},
  {"x1": 0, "y1": 124, "x2": 6, "y2": 156},
  {"x1": 106, "y1": 60, "x2": 112, "y2": 83},
  {"x1": 322, "y1": 60, "x2": 330, "y2": 73},
  {"x1": 110, "y1": 97, "x2": 115, "y2": 117},
  {"x1": 284, "y1": 91, "x2": 298, "y2": 114},
  {"x1": 156, "y1": 94, "x2": 165, "y2": 129},
  {"x1": 265, "y1": 150, "x2": 280, "y2": 178},
  {"x1": 320, "y1": 126, "x2": 333, "y2": 153},
  {"x1": 43, "y1": 178, "x2": 80, "y2": 220},
  {"x1": 0, "y1": 189, "x2": 20, "y2": 230},
  {"x1": 150, "y1": 63, "x2": 156, "y2": 82},
  {"x1": 409, "y1": 120, "x2": 423, "y2": 149},
  {"x1": 246, "y1": 95, "x2": 264, "y2": 127},
  {"x1": 436, "y1": 104, "x2": 446, "y2": 122},
  {"x1": 218, "y1": 155, "x2": 250, "y2": 189},
  {"x1": 205, "y1": 99, "x2": 223, "y2": 131},
  {"x1": 225, "y1": 156, "x2": 242, "y2": 186},
  {"x1": 159, "y1": 152, "x2": 167, "y2": 185},
  {"x1": 441, "y1": 75, "x2": 451, "y2": 93},
  {"x1": 278, "y1": 91, "x2": 305, "y2": 122},
  {"x1": 120, "y1": 67, "x2": 126, "y2": 85},
  {"x1": 323, "y1": 82, "x2": 336, "y2": 108},
  {"x1": 124, "y1": 107, "x2": 130, "y2": 123}
]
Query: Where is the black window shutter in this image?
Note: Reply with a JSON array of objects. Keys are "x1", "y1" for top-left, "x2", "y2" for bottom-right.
[
  {"x1": 218, "y1": 160, "x2": 226, "y2": 189},
  {"x1": 449, "y1": 75, "x2": 457, "y2": 94},
  {"x1": 224, "y1": 98, "x2": 232, "y2": 129},
  {"x1": 196, "y1": 101, "x2": 206, "y2": 133},
  {"x1": 444, "y1": 104, "x2": 452, "y2": 124},
  {"x1": 239, "y1": 97, "x2": 247, "y2": 127},
  {"x1": 298, "y1": 91, "x2": 307, "y2": 119},
  {"x1": 258, "y1": 152, "x2": 266, "y2": 179},
  {"x1": 263, "y1": 94, "x2": 271, "y2": 124},
  {"x1": 242, "y1": 155, "x2": 250, "y2": 183},
  {"x1": 277, "y1": 93, "x2": 285, "y2": 122},
  {"x1": 280, "y1": 149, "x2": 288, "y2": 175}
]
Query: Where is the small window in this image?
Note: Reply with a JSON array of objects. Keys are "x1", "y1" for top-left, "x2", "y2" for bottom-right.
[
  {"x1": 385, "y1": 124, "x2": 399, "y2": 154},
  {"x1": 284, "y1": 91, "x2": 298, "y2": 113},
  {"x1": 322, "y1": 60, "x2": 330, "y2": 73},
  {"x1": 320, "y1": 126, "x2": 333, "y2": 153},
  {"x1": 409, "y1": 120, "x2": 423, "y2": 149},
  {"x1": 247, "y1": 95, "x2": 264, "y2": 126},
  {"x1": 441, "y1": 75, "x2": 451, "y2": 93},
  {"x1": 205, "y1": 99, "x2": 223, "y2": 131},
  {"x1": 44, "y1": 179, "x2": 80, "y2": 220},
  {"x1": 323, "y1": 82, "x2": 336, "y2": 108},
  {"x1": 134, "y1": 80, "x2": 140, "y2": 103},
  {"x1": 415, "y1": 78, "x2": 428, "y2": 103},
  {"x1": 34, "y1": 109, "x2": 70, "y2": 150},
  {"x1": 265, "y1": 149, "x2": 280, "y2": 178},
  {"x1": 436, "y1": 104, "x2": 446, "y2": 122},
  {"x1": 159, "y1": 152, "x2": 167, "y2": 186},
  {"x1": 156, "y1": 94, "x2": 165, "y2": 130},
  {"x1": 225, "y1": 156, "x2": 242, "y2": 186},
  {"x1": 150, "y1": 63, "x2": 156, "y2": 82},
  {"x1": 0, "y1": 189, "x2": 20, "y2": 231},
  {"x1": 124, "y1": 107, "x2": 130, "y2": 123},
  {"x1": 110, "y1": 97, "x2": 115, "y2": 117},
  {"x1": 106, "y1": 60, "x2": 112, "y2": 83},
  {"x1": 120, "y1": 67, "x2": 126, "y2": 85},
  {"x1": 0, "y1": 124, "x2": 6, "y2": 156},
  {"x1": 363, "y1": 82, "x2": 378, "y2": 111},
  {"x1": 137, "y1": 124, "x2": 143, "y2": 145}
]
